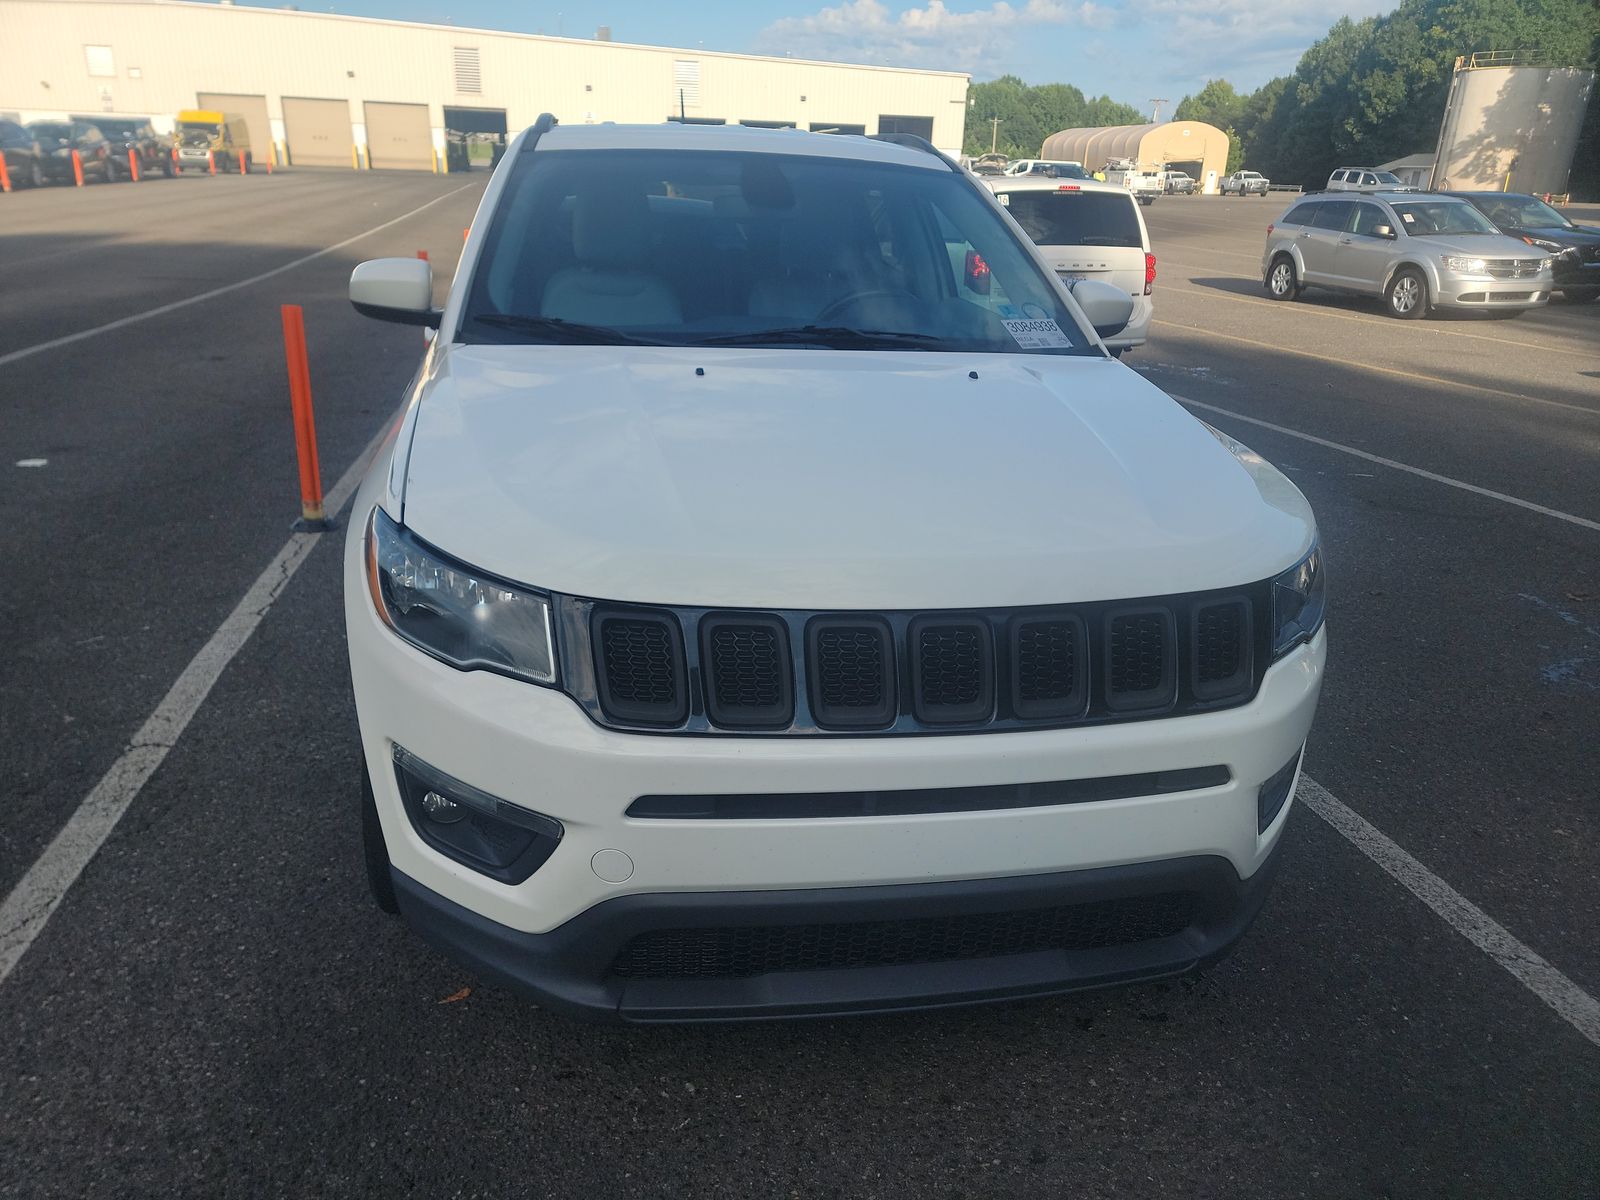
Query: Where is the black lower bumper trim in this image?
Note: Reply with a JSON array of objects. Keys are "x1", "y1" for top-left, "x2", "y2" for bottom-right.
[{"x1": 391, "y1": 844, "x2": 1284, "y2": 1024}]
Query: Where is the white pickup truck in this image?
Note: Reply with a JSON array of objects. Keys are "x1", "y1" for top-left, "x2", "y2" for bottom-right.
[{"x1": 1102, "y1": 162, "x2": 1162, "y2": 206}]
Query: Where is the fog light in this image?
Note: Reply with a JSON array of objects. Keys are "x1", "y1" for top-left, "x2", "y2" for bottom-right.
[
  {"x1": 1258, "y1": 747, "x2": 1304, "y2": 833},
  {"x1": 391, "y1": 744, "x2": 563, "y2": 883},
  {"x1": 420, "y1": 790, "x2": 464, "y2": 824}
]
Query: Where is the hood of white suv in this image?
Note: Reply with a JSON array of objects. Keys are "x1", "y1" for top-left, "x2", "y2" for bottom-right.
[{"x1": 396, "y1": 345, "x2": 1314, "y2": 609}]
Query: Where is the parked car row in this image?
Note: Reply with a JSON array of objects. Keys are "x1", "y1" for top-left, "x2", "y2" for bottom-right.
[
  {"x1": 1261, "y1": 189, "x2": 1598, "y2": 318},
  {"x1": 2, "y1": 108, "x2": 258, "y2": 190}
]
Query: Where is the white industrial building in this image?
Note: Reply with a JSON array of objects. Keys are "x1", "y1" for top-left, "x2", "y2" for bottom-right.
[{"x1": 0, "y1": 0, "x2": 970, "y2": 169}]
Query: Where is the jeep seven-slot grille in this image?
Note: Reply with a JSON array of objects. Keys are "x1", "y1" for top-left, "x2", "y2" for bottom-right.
[
  {"x1": 580, "y1": 589, "x2": 1265, "y2": 735},
  {"x1": 609, "y1": 892, "x2": 1198, "y2": 979}
]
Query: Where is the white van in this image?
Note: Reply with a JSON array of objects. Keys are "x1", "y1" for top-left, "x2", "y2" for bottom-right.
[{"x1": 986, "y1": 177, "x2": 1155, "y2": 354}]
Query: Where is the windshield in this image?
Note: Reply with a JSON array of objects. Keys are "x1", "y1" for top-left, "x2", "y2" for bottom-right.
[
  {"x1": 179, "y1": 122, "x2": 219, "y2": 146},
  {"x1": 461, "y1": 148, "x2": 1096, "y2": 355},
  {"x1": 1389, "y1": 200, "x2": 1499, "y2": 236},
  {"x1": 1472, "y1": 195, "x2": 1574, "y2": 230},
  {"x1": 1002, "y1": 190, "x2": 1142, "y2": 248},
  {"x1": 29, "y1": 122, "x2": 72, "y2": 143}
]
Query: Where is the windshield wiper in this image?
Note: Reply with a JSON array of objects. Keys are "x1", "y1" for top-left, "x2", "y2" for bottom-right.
[
  {"x1": 468, "y1": 313, "x2": 663, "y2": 346},
  {"x1": 693, "y1": 325, "x2": 944, "y2": 349}
]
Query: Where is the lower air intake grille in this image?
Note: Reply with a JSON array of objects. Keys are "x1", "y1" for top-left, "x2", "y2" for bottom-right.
[
  {"x1": 609, "y1": 893, "x2": 1198, "y2": 979},
  {"x1": 594, "y1": 612, "x2": 686, "y2": 726}
]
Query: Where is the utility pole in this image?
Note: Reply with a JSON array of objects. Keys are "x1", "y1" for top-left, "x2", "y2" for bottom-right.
[
  {"x1": 989, "y1": 116, "x2": 1002, "y2": 154},
  {"x1": 1149, "y1": 98, "x2": 1169, "y2": 123}
]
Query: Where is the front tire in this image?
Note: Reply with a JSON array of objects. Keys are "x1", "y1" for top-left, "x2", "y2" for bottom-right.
[
  {"x1": 1385, "y1": 267, "x2": 1428, "y2": 319},
  {"x1": 362, "y1": 763, "x2": 400, "y2": 915},
  {"x1": 1555, "y1": 287, "x2": 1600, "y2": 304},
  {"x1": 1266, "y1": 255, "x2": 1299, "y2": 300}
]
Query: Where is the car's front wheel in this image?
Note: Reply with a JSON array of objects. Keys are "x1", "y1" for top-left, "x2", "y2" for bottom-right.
[
  {"x1": 1266, "y1": 255, "x2": 1299, "y2": 300},
  {"x1": 1555, "y1": 287, "x2": 1600, "y2": 304},
  {"x1": 362, "y1": 763, "x2": 400, "y2": 914},
  {"x1": 1385, "y1": 268, "x2": 1428, "y2": 319}
]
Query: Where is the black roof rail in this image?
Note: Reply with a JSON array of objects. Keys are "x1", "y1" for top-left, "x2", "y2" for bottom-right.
[
  {"x1": 517, "y1": 112, "x2": 559, "y2": 155},
  {"x1": 868, "y1": 131, "x2": 956, "y2": 170}
]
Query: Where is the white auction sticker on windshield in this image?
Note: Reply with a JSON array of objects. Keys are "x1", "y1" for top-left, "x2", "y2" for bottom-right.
[{"x1": 1002, "y1": 318, "x2": 1072, "y2": 349}]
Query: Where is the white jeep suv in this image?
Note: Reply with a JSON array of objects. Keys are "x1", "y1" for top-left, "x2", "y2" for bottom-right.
[{"x1": 345, "y1": 119, "x2": 1326, "y2": 1022}]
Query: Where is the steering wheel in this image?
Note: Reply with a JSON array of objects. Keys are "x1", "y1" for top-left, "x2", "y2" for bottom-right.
[{"x1": 815, "y1": 288, "x2": 919, "y2": 325}]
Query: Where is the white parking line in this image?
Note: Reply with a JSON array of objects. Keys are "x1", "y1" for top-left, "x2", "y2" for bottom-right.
[
  {"x1": 0, "y1": 184, "x2": 474, "y2": 370},
  {"x1": 1298, "y1": 778, "x2": 1600, "y2": 1048},
  {"x1": 1172, "y1": 394, "x2": 1600, "y2": 534},
  {"x1": 0, "y1": 425, "x2": 384, "y2": 987}
]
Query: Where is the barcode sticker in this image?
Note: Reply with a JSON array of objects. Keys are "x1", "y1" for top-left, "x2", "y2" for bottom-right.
[{"x1": 1002, "y1": 318, "x2": 1072, "y2": 349}]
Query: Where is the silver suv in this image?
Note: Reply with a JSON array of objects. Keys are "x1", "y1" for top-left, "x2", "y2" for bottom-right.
[
  {"x1": 1327, "y1": 168, "x2": 1419, "y2": 193},
  {"x1": 1262, "y1": 193, "x2": 1553, "y2": 318}
]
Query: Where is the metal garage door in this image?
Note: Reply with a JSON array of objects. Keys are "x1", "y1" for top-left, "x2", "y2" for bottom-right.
[
  {"x1": 364, "y1": 102, "x2": 432, "y2": 171},
  {"x1": 195, "y1": 92, "x2": 270, "y2": 156},
  {"x1": 283, "y1": 97, "x2": 352, "y2": 168}
]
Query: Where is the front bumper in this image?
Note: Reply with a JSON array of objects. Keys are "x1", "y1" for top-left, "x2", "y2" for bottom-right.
[
  {"x1": 346, "y1": 493, "x2": 1325, "y2": 1019},
  {"x1": 1434, "y1": 273, "x2": 1551, "y2": 309},
  {"x1": 393, "y1": 846, "x2": 1286, "y2": 1022}
]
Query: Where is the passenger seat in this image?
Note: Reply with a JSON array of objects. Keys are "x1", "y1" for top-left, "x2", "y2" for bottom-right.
[{"x1": 542, "y1": 191, "x2": 683, "y2": 326}]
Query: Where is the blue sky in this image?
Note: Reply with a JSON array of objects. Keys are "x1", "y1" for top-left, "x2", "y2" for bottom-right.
[{"x1": 232, "y1": 0, "x2": 1393, "y2": 108}]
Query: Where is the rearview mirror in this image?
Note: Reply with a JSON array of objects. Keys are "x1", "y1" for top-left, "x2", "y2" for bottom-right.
[
  {"x1": 350, "y1": 258, "x2": 441, "y2": 328},
  {"x1": 1373, "y1": 224, "x2": 1396, "y2": 239},
  {"x1": 1070, "y1": 279, "x2": 1135, "y2": 340}
]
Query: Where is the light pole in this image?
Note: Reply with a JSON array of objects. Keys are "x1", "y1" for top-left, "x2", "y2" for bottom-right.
[
  {"x1": 1149, "y1": 98, "x2": 1169, "y2": 123},
  {"x1": 990, "y1": 116, "x2": 1002, "y2": 154}
]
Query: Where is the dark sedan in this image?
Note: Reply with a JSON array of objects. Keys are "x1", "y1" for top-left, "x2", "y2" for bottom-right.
[
  {"x1": 1, "y1": 119, "x2": 45, "y2": 188},
  {"x1": 26, "y1": 121, "x2": 116, "y2": 185},
  {"x1": 87, "y1": 116, "x2": 175, "y2": 180},
  {"x1": 1446, "y1": 192, "x2": 1600, "y2": 303}
]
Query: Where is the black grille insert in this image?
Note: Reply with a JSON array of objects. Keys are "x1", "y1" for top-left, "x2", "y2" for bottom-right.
[
  {"x1": 1011, "y1": 613, "x2": 1087, "y2": 720},
  {"x1": 807, "y1": 618, "x2": 895, "y2": 728},
  {"x1": 910, "y1": 617, "x2": 993, "y2": 723},
  {"x1": 1192, "y1": 599, "x2": 1251, "y2": 701},
  {"x1": 610, "y1": 893, "x2": 1198, "y2": 979},
  {"x1": 593, "y1": 611, "x2": 687, "y2": 726},
  {"x1": 1104, "y1": 608, "x2": 1176, "y2": 711},
  {"x1": 701, "y1": 616, "x2": 792, "y2": 728}
]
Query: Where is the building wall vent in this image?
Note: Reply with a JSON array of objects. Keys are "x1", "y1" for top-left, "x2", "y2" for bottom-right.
[{"x1": 453, "y1": 47, "x2": 482, "y2": 94}]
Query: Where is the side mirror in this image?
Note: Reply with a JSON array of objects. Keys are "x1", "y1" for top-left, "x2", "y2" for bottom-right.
[
  {"x1": 1373, "y1": 224, "x2": 1396, "y2": 239},
  {"x1": 350, "y1": 258, "x2": 441, "y2": 328},
  {"x1": 1070, "y1": 278, "x2": 1135, "y2": 340}
]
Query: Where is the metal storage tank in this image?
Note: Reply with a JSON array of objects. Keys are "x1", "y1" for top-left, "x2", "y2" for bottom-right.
[
  {"x1": 1040, "y1": 121, "x2": 1230, "y2": 192},
  {"x1": 1430, "y1": 54, "x2": 1596, "y2": 194}
]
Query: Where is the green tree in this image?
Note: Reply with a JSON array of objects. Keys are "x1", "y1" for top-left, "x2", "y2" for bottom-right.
[{"x1": 963, "y1": 76, "x2": 1141, "y2": 157}]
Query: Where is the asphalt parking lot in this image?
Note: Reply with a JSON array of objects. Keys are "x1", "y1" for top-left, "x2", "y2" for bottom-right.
[{"x1": 2, "y1": 171, "x2": 1597, "y2": 1198}]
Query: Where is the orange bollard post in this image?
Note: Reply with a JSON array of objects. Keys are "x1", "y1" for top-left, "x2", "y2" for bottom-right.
[
  {"x1": 129, "y1": 148, "x2": 140, "y2": 182},
  {"x1": 72, "y1": 150, "x2": 85, "y2": 187},
  {"x1": 208, "y1": 150, "x2": 216, "y2": 176},
  {"x1": 0, "y1": 153, "x2": 11, "y2": 194},
  {"x1": 463, "y1": 227, "x2": 469, "y2": 243},
  {"x1": 172, "y1": 146, "x2": 181, "y2": 175},
  {"x1": 280, "y1": 304, "x2": 330, "y2": 531},
  {"x1": 239, "y1": 151, "x2": 246, "y2": 176}
]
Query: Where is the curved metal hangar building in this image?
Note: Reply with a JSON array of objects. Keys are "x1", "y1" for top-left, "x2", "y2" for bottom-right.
[{"x1": 0, "y1": 0, "x2": 969, "y2": 168}]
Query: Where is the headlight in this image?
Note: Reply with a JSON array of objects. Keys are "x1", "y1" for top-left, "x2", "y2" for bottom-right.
[
  {"x1": 1520, "y1": 236, "x2": 1566, "y2": 254},
  {"x1": 365, "y1": 507, "x2": 556, "y2": 684},
  {"x1": 1440, "y1": 255, "x2": 1487, "y2": 274},
  {"x1": 1271, "y1": 543, "x2": 1326, "y2": 659}
]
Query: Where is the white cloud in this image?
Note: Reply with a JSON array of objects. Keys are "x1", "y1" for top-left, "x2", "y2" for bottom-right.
[
  {"x1": 754, "y1": 0, "x2": 1110, "y2": 72},
  {"x1": 1137, "y1": 0, "x2": 1392, "y2": 87}
]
